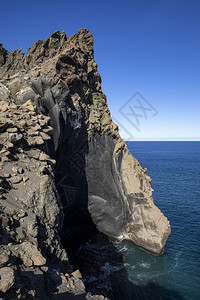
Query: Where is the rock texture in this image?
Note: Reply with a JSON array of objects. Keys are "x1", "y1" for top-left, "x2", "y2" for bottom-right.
[
  {"x1": 0, "y1": 267, "x2": 15, "y2": 293},
  {"x1": 0, "y1": 29, "x2": 170, "y2": 297},
  {"x1": 0, "y1": 98, "x2": 106, "y2": 299}
]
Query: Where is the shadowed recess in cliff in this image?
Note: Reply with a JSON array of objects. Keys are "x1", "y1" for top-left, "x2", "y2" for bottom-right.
[{"x1": 55, "y1": 112, "x2": 98, "y2": 260}]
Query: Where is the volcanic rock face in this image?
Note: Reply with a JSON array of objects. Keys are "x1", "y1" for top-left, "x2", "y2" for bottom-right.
[
  {"x1": 0, "y1": 29, "x2": 171, "y2": 296},
  {"x1": 0, "y1": 29, "x2": 171, "y2": 254}
]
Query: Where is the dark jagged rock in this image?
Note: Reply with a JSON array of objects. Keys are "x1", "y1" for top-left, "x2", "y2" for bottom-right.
[{"x1": 0, "y1": 29, "x2": 170, "y2": 298}]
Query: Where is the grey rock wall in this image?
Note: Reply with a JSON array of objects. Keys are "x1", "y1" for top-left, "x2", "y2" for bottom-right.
[{"x1": 0, "y1": 28, "x2": 171, "y2": 297}]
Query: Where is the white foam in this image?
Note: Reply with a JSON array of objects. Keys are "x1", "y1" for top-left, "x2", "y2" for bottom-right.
[{"x1": 140, "y1": 262, "x2": 151, "y2": 269}]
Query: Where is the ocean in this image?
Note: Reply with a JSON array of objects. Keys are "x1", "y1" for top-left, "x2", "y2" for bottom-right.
[{"x1": 74, "y1": 141, "x2": 200, "y2": 300}]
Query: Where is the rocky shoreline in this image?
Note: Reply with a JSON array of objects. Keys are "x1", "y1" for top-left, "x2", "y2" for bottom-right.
[{"x1": 0, "y1": 29, "x2": 170, "y2": 298}]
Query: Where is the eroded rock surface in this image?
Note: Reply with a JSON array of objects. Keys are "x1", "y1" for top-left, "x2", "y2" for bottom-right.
[
  {"x1": 0, "y1": 28, "x2": 170, "y2": 298},
  {"x1": 0, "y1": 267, "x2": 15, "y2": 293}
]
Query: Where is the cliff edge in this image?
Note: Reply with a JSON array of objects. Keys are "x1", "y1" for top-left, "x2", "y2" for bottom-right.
[{"x1": 0, "y1": 29, "x2": 171, "y2": 297}]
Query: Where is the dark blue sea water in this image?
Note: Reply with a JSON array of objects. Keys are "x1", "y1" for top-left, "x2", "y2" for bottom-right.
[
  {"x1": 75, "y1": 141, "x2": 200, "y2": 300},
  {"x1": 122, "y1": 141, "x2": 200, "y2": 300}
]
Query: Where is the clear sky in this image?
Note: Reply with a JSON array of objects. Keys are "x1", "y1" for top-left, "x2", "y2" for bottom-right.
[{"x1": 1, "y1": 0, "x2": 200, "y2": 140}]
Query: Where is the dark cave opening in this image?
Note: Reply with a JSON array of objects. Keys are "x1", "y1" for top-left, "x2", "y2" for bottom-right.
[{"x1": 54, "y1": 117, "x2": 98, "y2": 262}]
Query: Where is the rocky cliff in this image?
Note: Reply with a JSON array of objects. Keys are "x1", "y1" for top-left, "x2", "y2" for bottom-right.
[{"x1": 0, "y1": 29, "x2": 171, "y2": 298}]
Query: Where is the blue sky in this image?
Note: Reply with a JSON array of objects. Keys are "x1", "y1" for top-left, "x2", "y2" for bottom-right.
[{"x1": 1, "y1": 0, "x2": 200, "y2": 140}]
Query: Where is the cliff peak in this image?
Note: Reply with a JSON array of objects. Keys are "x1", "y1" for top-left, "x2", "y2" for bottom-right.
[{"x1": 0, "y1": 29, "x2": 94, "y2": 79}]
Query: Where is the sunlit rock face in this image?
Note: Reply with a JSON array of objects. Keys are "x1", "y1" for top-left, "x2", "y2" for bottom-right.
[{"x1": 0, "y1": 29, "x2": 170, "y2": 255}]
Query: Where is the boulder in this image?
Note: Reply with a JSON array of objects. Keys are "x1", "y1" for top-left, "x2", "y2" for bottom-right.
[
  {"x1": 0, "y1": 267, "x2": 15, "y2": 293},
  {"x1": 11, "y1": 242, "x2": 46, "y2": 267}
]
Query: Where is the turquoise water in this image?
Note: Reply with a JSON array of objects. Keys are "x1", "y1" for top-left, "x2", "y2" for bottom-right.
[{"x1": 75, "y1": 141, "x2": 200, "y2": 299}]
